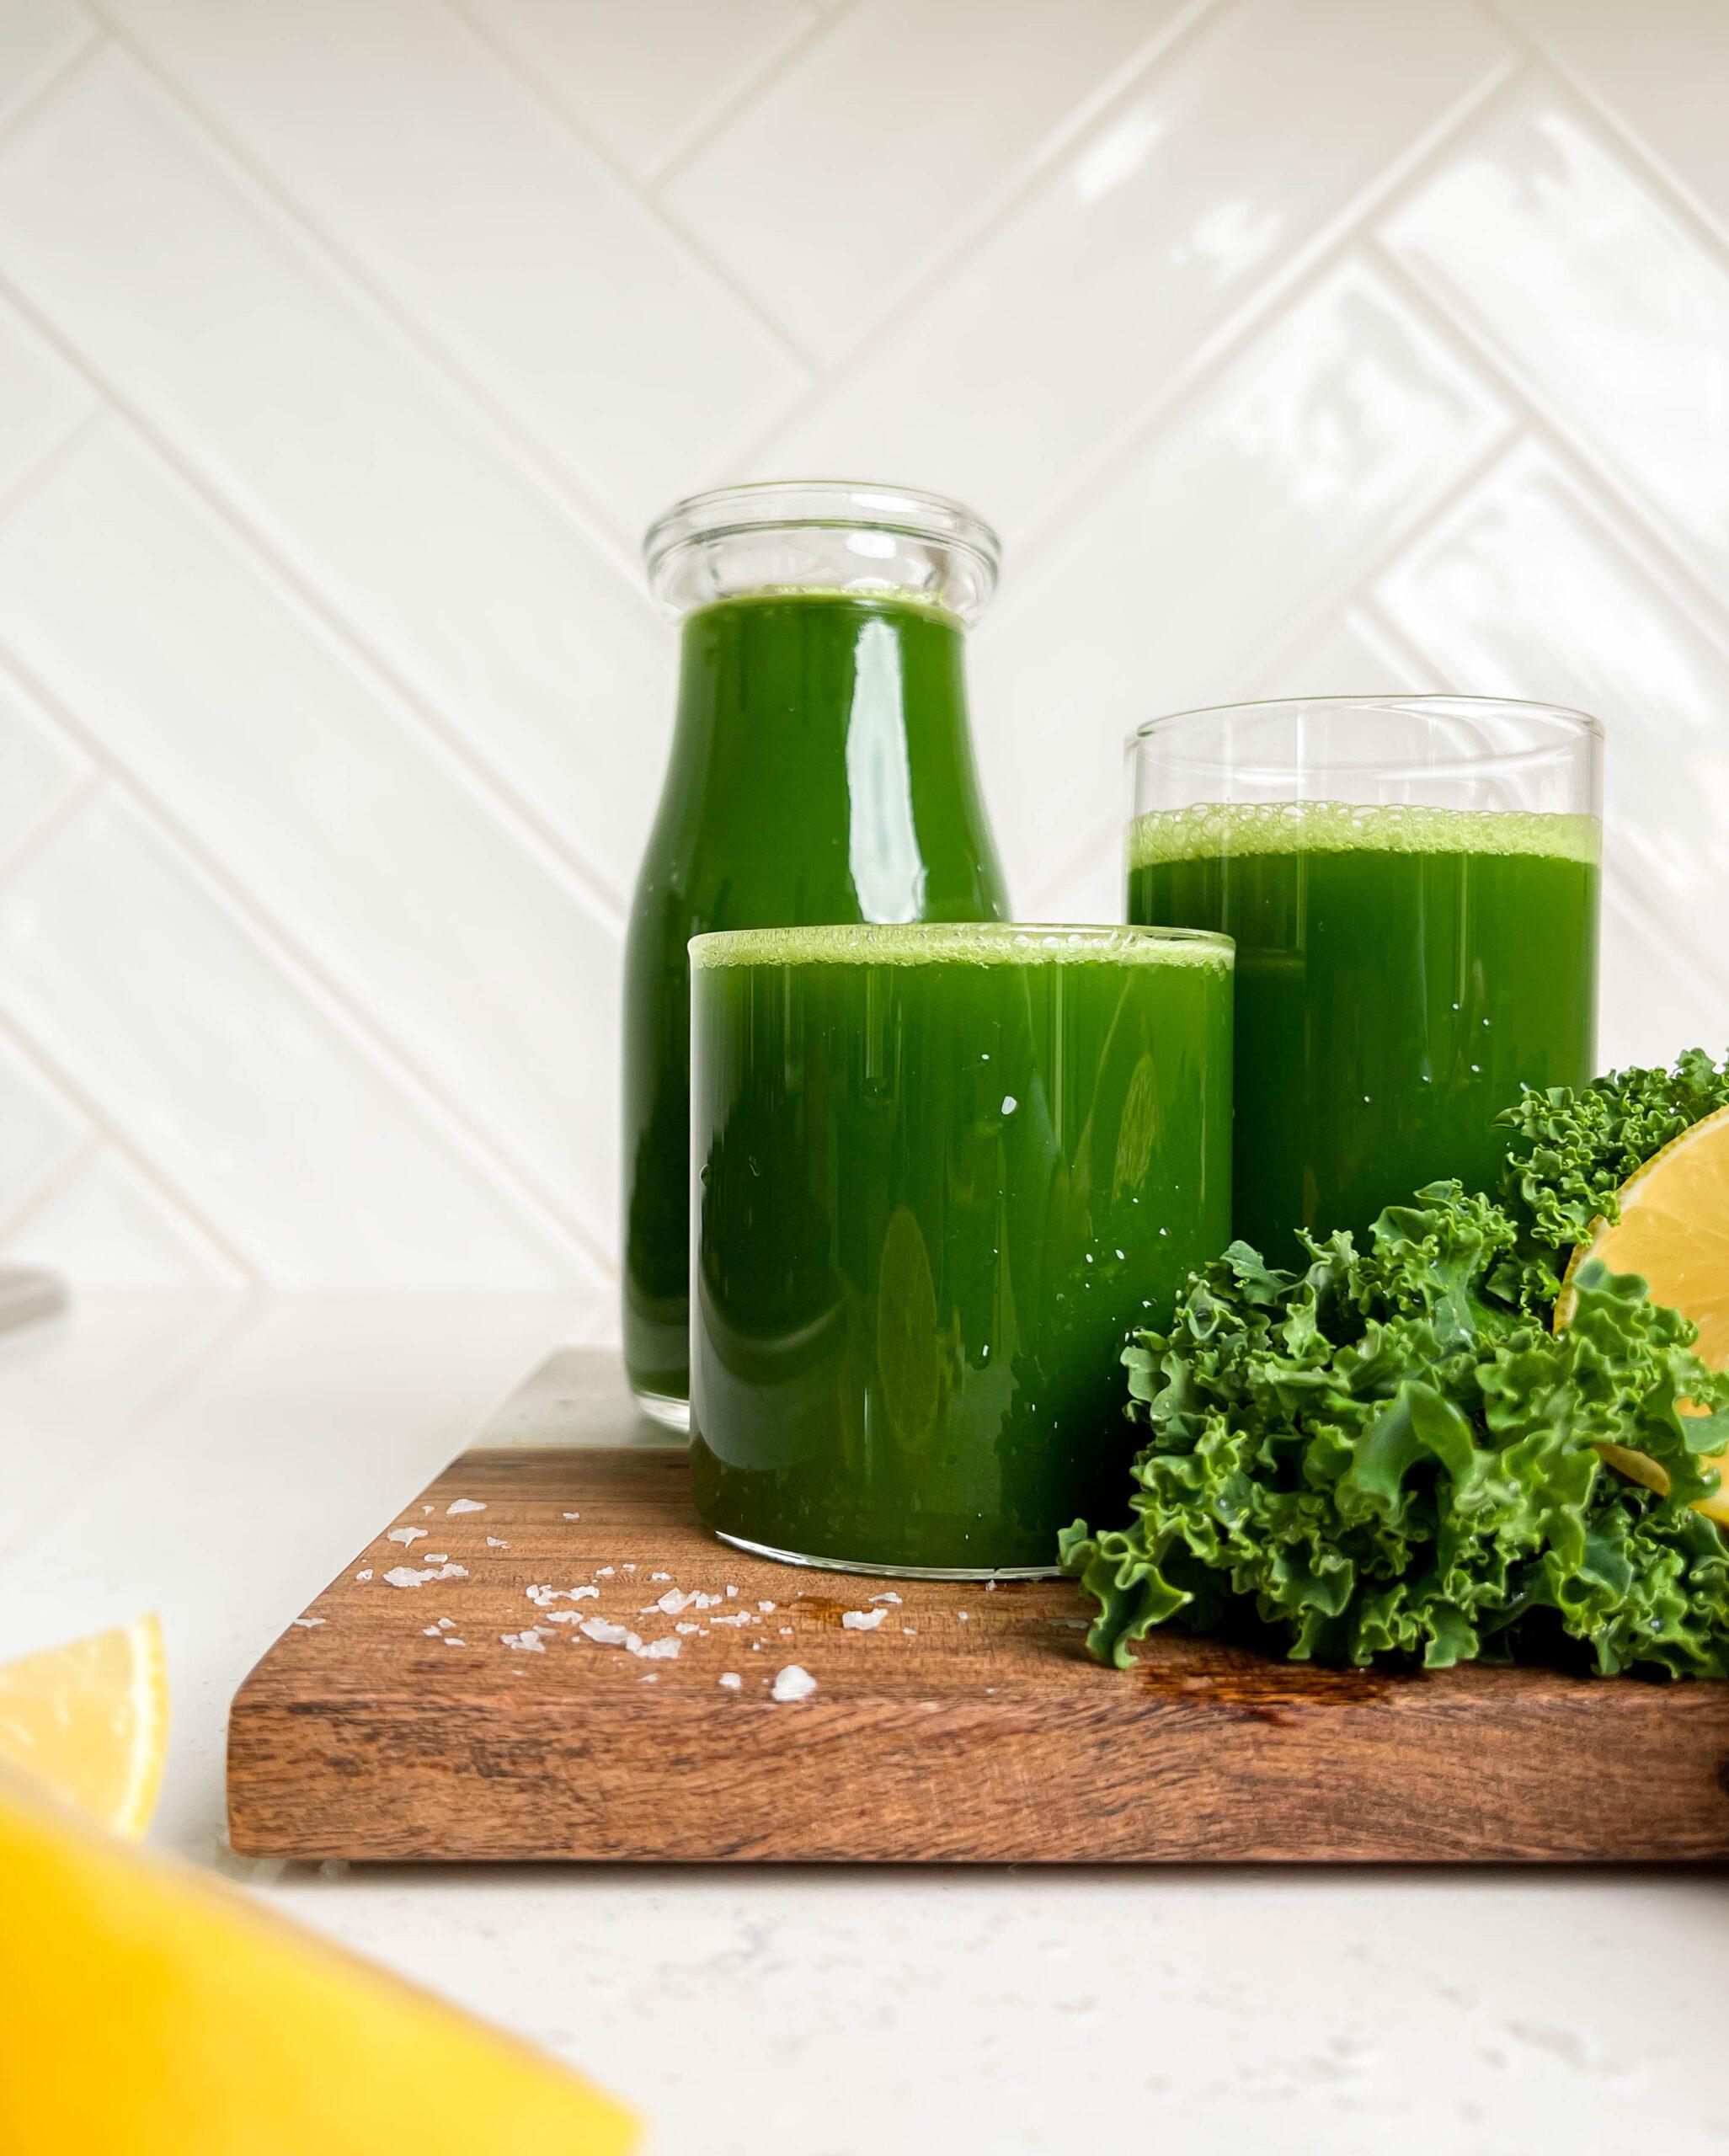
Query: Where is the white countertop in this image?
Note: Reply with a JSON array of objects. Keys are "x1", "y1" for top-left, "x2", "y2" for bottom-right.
[{"x1": 5, "y1": 1290, "x2": 1726, "y2": 2155}]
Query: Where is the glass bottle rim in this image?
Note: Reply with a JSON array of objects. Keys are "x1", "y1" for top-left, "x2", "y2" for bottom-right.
[
  {"x1": 643, "y1": 479, "x2": 1001, "y2": 594},
  {"x1": 688, "y1": 921, "x2": 1233, "y2": 969},
  {"x1": 1127, "y1": 692, "x2": 1604, "y2": 771}
]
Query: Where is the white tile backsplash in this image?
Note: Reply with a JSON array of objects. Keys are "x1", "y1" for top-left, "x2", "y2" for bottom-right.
[
  {"x1": 0, "y1": 665, "x2": 90, "y2": 870},
  {"x1": 0, "y1": 51, "x2": 672, "y2": 897},
  {"x1": 101, "y1": 0, "x2": 808, "y2": 528},
  {"x1": 0, "y1": 0, "x2": 89, "y2": 131},
  {"x1": 665, "y1": 0, "x2": 1196, "y2": 362},
  {"x1": 462, "y1": 0, "x2": 814, "y2": 183},
  {"x1": 1382, "y1": 83, "x2": 1729, "y2": 581},
  {"x1": 0, "y1": 420, "x2": 622, "y2": 1234},
  {"x1": 762, "y1": 0, "x2": 1512, "y2": 541},
  {"x1": 0, "y1": 1025, "x2": 88, "y2": 1227},
  {"x1": 3, "y1": 1146, "x2": 246, "y2": 1286},
  {"x1": 0, "y1": 0, "x2": 1719, "y2": 1287},
  {"x1": 0, "y1": 296, "x2": 96, "y2": 505},
  {"x1": 0, "y1": 792, "x2": 585, "y2": 1284}
]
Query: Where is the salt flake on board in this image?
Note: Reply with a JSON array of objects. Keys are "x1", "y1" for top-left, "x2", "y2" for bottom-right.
[
  {"x1": 387, "y1": 1527, "x2": 428, "y2": 1547},
  {"x1": 447, "y1": 1499, "x2": 486, "y2": 1514},
  {"x1": 383, "y1": 1563, "x2": 468, "y2": 1589},
  {"x1": 771, "y1": 1664, "x2": 818, "y2": 1703},
  {"x1": 718, "y1": 1673, "x2": 743, "y2": 1691},
  {"x1": 500, "y1": 1630, "x2": 546, "y2": 1652},
  {"x1": 291, "y1": 1617, "x2": 324, "y2": 1629},
  {"x1": 868, "y1": 1591, "x2": 901, "y2": 1605},
  {"x1": 841, "y1": 1609, "x2": 886, "y2": 1631}
]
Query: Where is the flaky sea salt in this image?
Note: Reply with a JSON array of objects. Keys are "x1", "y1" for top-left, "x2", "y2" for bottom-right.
[
  {"x1": 718, "y1": 1672, "x2": 742, "y2": 1691},
  {"x1": 383, "y1": 1563, "x2": 468, "y2": 1589},
  {"x1": 500, "y1": 1630, "x2": 546, "y2": 1652},
  {"x1": 527, "y1": 1582, "x2": 599, "y2": 1608},
  {"x1": 291, "y1": 1616, "x2": 324, "y2": 1629},
  {"x1": 771, "y1": 1664, "x2": 817, "y2": 1703},
  {"x1": 867, "y1": 1591, "x2": 902, "y2": 1604},
  {"x1": 841, "y1": 1609, "x2": 887, "y2": 1631},
  {"x1": 485, "y1": 1536, "x2": 509, "y2": 1548},
  {"x1": 562, "y1": 1511, "x2": 581, "y2": 1520},
  {"x1": 387, "y1": 1527, "x2": 428, "y2": 1547},
  {"x1": 650, "y1": 1572, "x2": 671, "y2": 1582},
  {"x1": 758, "y1": 1600, "x2": 775, "y2": 1614},
  {"x1": 355, "y1": 1570, "x2": 373, "y2": 1582},
  {"x1": 447, "y1": 1498, "x2": 486, "y2": 1514},
  {"x1": 653, "y1": 1588, "x2": 699, "y2": 1615},
  {"x1": 577, "y1": 1614, "x2": 680, "y2": 1662}
]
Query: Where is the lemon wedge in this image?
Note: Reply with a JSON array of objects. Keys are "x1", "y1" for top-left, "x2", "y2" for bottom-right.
[
  {"x1": 0, "y1": 1615, "x2": 168, "y2": 1836},
  {"x1": 0, "y1": 1772, "x2": 639, "y2": 2156},
  {"x1": 1560, "y1": 1103, "x2": 1729, "y2": 1519}
]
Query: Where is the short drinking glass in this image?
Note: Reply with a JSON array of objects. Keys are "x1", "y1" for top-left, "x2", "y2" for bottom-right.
[{"x1": 688, "y1": 922, "x2": 1233, "y2": 1576}]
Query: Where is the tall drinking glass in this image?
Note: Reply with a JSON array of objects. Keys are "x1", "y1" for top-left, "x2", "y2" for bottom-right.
[
  {"x1": 1126, "y1": 696, "x2": 1601, "y2": 1262},
  {"x1": 688, "y1": 922, "x2": 1233, "y2": 1577}
]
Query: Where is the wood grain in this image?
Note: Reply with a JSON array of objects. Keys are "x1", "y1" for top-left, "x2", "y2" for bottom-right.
[{"x1": 227, "y1": 1373, "x2": 1729, "y2": 1865}]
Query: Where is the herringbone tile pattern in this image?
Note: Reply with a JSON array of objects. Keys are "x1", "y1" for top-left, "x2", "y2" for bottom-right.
[{"x1": 0, "y1": 0, "x2": 1722, "y2": 1286}]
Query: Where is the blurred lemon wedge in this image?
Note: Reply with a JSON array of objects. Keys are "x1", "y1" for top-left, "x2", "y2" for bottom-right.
[
  {"x1": 1559, "y1": 1104, "x2": 1729, "y2": 1520},
  {"x1": 0, "y1": 1770, "x2": 639, "y2": 2155},
  {"x1": 0, "y1": 1615, "x2": 168, "y2": 1835}
]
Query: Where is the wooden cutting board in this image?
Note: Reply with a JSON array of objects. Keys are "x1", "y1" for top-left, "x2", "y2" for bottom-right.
[{"x1": 227, "y1": 1349, "x2": 1729, "y2": 1865}]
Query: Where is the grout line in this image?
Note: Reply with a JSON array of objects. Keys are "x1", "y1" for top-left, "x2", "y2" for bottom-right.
[
  {"x1": 641, "y1": 0, "x2": 841, "y2": 194},
  {"x1": 995, "y1": 38, "x2": 1524, "y2": 581},
  {"x1": 72, "y1": 2, "x2": 652, "y2": 584},
  {"x1": 0, "y1": 649, "x2": 615, "y2": 1274},
  {"x1": 441, "y1": 0, "x2": 827, "y2": 382},
  {"x1": 0, "y1": 1006, "x2": 260, "y2": 1282},
  {"x1": 0, "y1": 403, "x2": 108, "y2": 526},
  {"x1": 0, "y1": 272, "x2": 630, "y2": 942},
  {"x1": 716, "y1": 0, "x2": 1228, "y2": 465},
  {"x1": 1331, "y1": 593, "x2": 1457, "y2": 691},
  {"x1": 0, "y1": 1130, "x2": 102, "y2": 1247},
  {"x1": 0, "y1": 13, "x2": 103, "y2": 151},
  {"x1": 0, "y1": 761, "x2": 101, "y2": 887}
]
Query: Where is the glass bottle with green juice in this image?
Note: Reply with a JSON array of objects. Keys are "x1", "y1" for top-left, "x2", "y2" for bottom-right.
[
  {"x1": 1125, "y1": 696, "x2": 1602, "y2": 1262},
  {"x1": 625, "y1": 483, "x2": 1010, "y2": 1427}
]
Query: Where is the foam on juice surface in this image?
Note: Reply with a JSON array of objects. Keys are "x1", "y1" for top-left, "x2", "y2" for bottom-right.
[
  {"x1": 1126, "y1": 799, "x2": 1602, "y2": 872},
  {"x1": 690, "y1": 922, "x2": 1233, "y2": 971}
]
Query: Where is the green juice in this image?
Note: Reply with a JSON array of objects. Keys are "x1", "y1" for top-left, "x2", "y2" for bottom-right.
[
  {"x1": 1126, "y1": 801, "x2": 1600, "y2": 1260},
  {"x1": 688, "y1": 924, "x2": 1233, "y2": 1574},
  {"x1": 622, "y1": 592, "x2": 1007, "y2": 1414}
]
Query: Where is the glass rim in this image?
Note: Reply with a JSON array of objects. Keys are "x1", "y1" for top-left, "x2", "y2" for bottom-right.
[
  {"x1": 1126, "y1": 692, "x2": 1604, "y2": 767},
  {"x1": 688, "y1": 921, "x2": 1234, "y2": 969},
  {"x1": 643, "y1": 478, "x2": 1001, "y2": 583}
]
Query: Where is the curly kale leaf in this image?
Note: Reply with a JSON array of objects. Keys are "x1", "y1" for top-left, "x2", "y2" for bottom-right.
[
  {"x1": 1061, "y1": 1051, "x2": 1729, "y2": 1678},
  {"x1": 1495, "y1": 1047, "x2": 1729, "y2": 1309}
]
